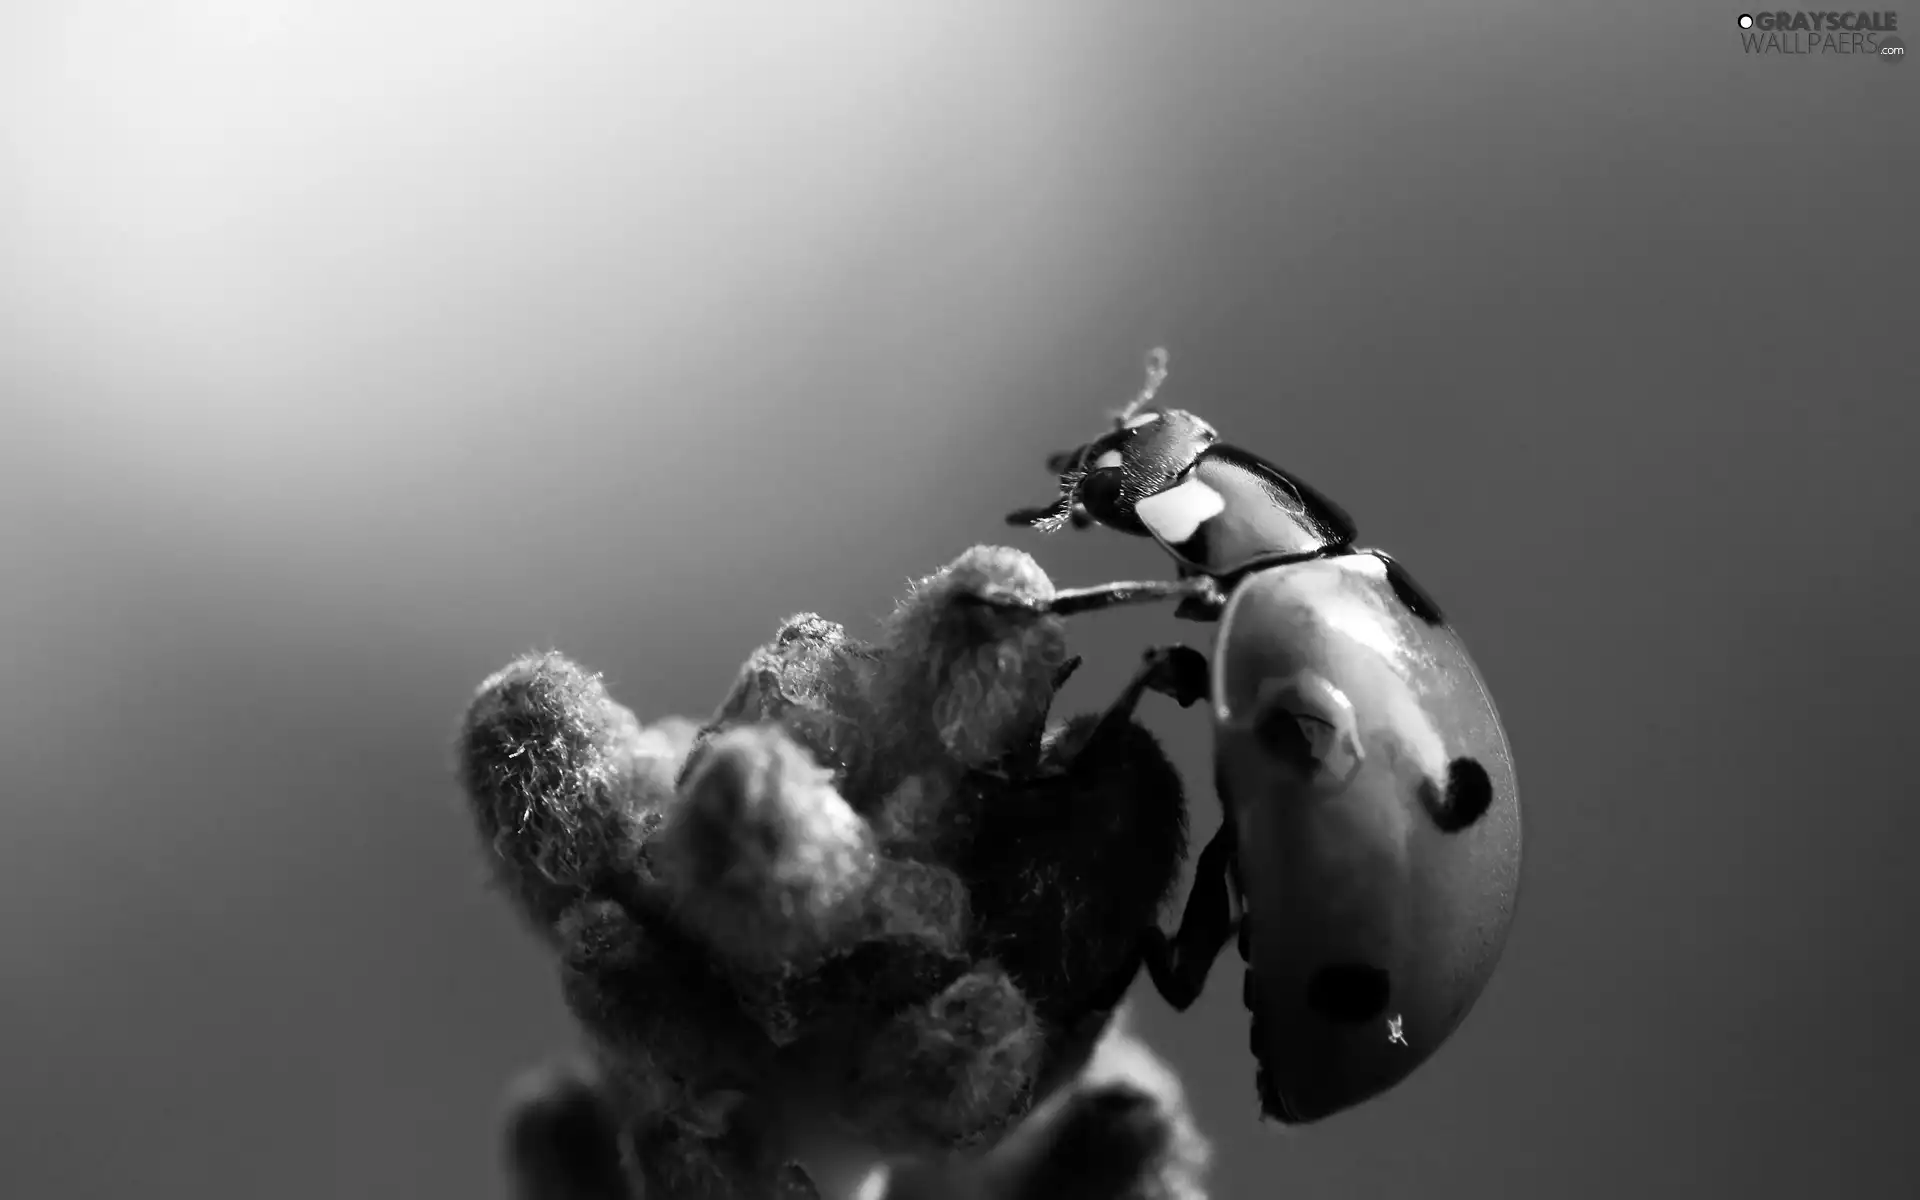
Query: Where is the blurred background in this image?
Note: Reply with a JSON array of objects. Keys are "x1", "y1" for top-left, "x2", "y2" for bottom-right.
[{"x1": 2, "y1": 1, "x2": 1916, "y2": 1197}]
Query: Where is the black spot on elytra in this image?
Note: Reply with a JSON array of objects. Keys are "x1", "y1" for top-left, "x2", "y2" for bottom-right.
[
  {"x1": 1418, "y1": 757, "x2": 1495, "y2": 833},
  {"x1": 1305, "y1": 963, "x2": 1392, "y2": 1024},
  {"x1": 1372, "y1": 550, "x2": 1445, "y2": 625}
]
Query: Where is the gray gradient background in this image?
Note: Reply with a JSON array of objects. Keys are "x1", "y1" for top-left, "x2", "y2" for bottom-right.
[{"x1": 3, "y1": 2, "x2": 1916, "y2": 1197}]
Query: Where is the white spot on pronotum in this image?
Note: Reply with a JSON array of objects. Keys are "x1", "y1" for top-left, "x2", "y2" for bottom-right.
[
  {"x1": 1388, "y1": 1014, "x2": 1408, "y2": 1046},
  {"x1": 1136, "y1": 477, "x2": 1226, "y2": 543},
  {"x1": 1094, "y1": 449, "x2": 1124, "y2": 470},
  {"x1": 1124, "y1": 410, "x2": 1162, "y2": 430}
]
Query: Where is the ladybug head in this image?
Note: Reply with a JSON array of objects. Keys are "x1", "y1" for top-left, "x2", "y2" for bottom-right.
[{"x1": 1013, "y1": 349, "x2": 1219, "y2": 535}]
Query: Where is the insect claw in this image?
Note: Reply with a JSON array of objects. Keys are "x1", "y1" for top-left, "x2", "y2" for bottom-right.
[
  {"x1": 1051, "y1": 654, "x2": 1084, "y2": 691},
  {"x1": 1140, "y1": 645, "x2": 1210, "y2": 708}
]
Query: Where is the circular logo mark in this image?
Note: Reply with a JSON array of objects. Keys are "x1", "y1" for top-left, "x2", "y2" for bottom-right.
[
  {"x1": 1881, "y1": 35, "x2": 1907, "y2": 61},
  {"x1": 1738, "y1": 14, "x2": 1754, "y2": 28}
]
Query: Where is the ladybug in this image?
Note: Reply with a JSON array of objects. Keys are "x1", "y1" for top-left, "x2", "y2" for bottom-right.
[{"x1": 987, "y1": 350, "x2": 1523, "y2": 1125}]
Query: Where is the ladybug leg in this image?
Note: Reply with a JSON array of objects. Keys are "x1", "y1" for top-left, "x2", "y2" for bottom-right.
[
  {"x1": 958, "y1": 653, "x2": 1083, "y2": 786},
  {"x1": 958, "y1": 576, "x2": 1203, "y2": 617},
  {"x1": 1141, "y1": 824, "x2": 1236, "y2": 1011},
  {"x1": 1173, "y1": 593, "x2": 1226, "y2": 623},
  {"x1": 1164, "y1": 566, "x2": 1228, "y2": 623},
  {"x1": 1070, "y1": 645, "x2": 1210, "y2": 758},
  {"x1": 960, "y1": 574, "x2": 1217, "y2": 618},
  {"x1": 1005, "y1": 645, "x2": 1208, "y2": 787},
  {"x1": 1138, "y1": 644, "x2": 1210, "y2": 708},
  {"x1": 1045, "y1": 576, "x2": 1216, "y2": 616}
]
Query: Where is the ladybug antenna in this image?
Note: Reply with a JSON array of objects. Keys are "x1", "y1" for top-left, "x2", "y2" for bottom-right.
[
  {"x1": 1027, "y1": 445, "x2": 1099, "y2": 533},
  {"x1": 1028, "y1": 476, "x2": 1084, "y2": 533},
  {"x1": 1025, "y1": 346, "x2": 1168, "y2": 533},
  {"x1": 1113, "y1": 346, "x2": 1171, "y2": 428}
]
